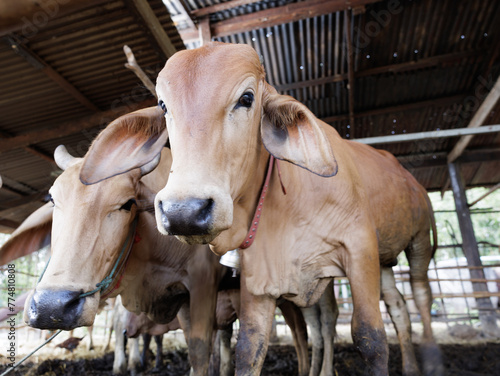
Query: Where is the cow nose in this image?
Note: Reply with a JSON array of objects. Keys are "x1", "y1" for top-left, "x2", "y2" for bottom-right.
[
  {"x1": 27, "y1": 289, "x2": 85, "y2": 330},
  {"x1": 159, "y1": 198, "x2": 214, "y2": 235}
]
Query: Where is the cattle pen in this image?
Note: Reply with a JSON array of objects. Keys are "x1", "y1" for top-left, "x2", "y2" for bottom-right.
[{"x1": 1, "y1": 0, "x2": 500, "y2": 375}]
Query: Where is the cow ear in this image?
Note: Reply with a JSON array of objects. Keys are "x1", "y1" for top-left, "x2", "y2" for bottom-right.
[
  {"x1": 261, "y1": 84, "x2": 338, "y2": 177},
  {"x1": 80, "y1": 106, "x2": 168, "y2": 185},
  {"x1": 0, "y1": 202, "x2": 52, "y2": 265}
]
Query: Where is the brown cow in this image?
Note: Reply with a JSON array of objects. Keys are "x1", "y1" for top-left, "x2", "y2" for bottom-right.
[
  {"x1": 0, "y1": 117, "x2": 309, "y2": 376},
  {"x1": 79, "y1": 43, "x2": 443, "y2": 375}
]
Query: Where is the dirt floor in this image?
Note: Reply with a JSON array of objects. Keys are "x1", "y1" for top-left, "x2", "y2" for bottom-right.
[{"x1": 1, "y1": 342, "x2": 500, "y2": 376}]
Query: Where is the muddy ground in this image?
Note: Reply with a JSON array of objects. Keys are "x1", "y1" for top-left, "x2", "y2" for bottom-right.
[{"x1": 1, "y1": 342, "x2": 500, "y2": 376}]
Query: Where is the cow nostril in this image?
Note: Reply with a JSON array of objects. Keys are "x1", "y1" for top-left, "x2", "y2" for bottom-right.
[{"x1": 197, "y1": 199, "x2": 214, "y2": 223}]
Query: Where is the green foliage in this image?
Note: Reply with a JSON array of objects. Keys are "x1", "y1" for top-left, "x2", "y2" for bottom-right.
[{"x1": 429, "y1": 187, "x2": 500, "y2": 261}]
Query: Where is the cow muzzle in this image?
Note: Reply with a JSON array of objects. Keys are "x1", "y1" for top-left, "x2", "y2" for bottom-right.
[
  {"x1": 25, "y1": 289, "x2": 90, "y2": 330},
  {"x1": 157, "y1": 197, "x2": 214, "y2": 236}
]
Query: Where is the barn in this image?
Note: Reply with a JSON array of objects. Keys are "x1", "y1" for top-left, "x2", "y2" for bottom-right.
[{"x1": 0, "y1": 0, "x2": 499, "y2": 375}]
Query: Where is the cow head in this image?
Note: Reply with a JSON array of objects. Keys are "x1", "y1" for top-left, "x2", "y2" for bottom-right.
[
  {"x1": 155, "y1": 43, "x2": 336, "y2": 252},
  {"x1": 24, "y1": 107, "x2": 166, "y2": 330},
  {"x1": 79, "y1": 43, "x2": 336, "y2": 254}
]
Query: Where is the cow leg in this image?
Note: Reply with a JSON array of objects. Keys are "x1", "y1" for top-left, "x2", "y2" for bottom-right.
[
  {"x1": 317, "y1": 280, "x2": 338, "y2": 376},
  {"x1": 380, "y1": 266, "x2": 420, "y2": 376},
  {"x1": 348, "y1": 251, "x2": 389, "y2": 376},
  {"x1": 128, "y1": 337, "x2": 141, "y2": 376},
  {"x1": 153, "y1": 334, "x2": 164, "y2": 372},
  {"x1": 187, "y1": 263, "x2": 219, "y2": 376},
  {"x1": 112, "y1": 319, "x2": 127, "y2": 375},
  {"x1": 279, "y1": 300, "x2": 310, "y2": 376},
  {"x1": 87, "y1": 325, "x2": 94, "y2": 351},
  {"x1": 406, "y1": 241, "x2": 444, "y2": 376},
  {"x1": 141, "y1": 333, "x2": 152, "y2": 370},
  {"x1": 219, "y1": 326, "x2": 234, "y2": 376},
  {"x1": 301, "y1": 303, "x2": 323, "y2": 376},
  {"x1": 235, "y1": 274, "x2": 276, "y2": 376},
  {"x1": 209, "y1": 330, "x2": 221, "y2": 376},
  {"x1": 176, "y1": 304, "x2": 195, "y2": 376}
]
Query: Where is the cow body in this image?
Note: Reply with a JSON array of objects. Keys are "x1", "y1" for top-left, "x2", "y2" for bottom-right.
[{"x1": 79, "y1": 43, "x2": 442, "y2": 375}]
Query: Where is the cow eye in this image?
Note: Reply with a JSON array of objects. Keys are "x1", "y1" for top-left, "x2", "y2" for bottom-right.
[
  {"x1": 235, "y1": 92, "x2": 254, "y2": 109},
  {"x1": 158, "y1": 100, "x2": 167, "y2": 114},
  {"x1": 120, "y1": 199, "x2": 136, "y2": 211}
]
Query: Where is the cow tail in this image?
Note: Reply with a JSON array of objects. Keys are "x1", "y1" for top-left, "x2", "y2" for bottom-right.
[{"x1": 424, "y1": 192, "x2": 438, "y2": 258}]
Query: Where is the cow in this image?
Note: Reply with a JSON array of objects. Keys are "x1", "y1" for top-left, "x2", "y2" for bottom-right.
[
  {"x1": 79, "y1": 42, "x2": 444, "y2": 376},
  {"x1": 0, "y1": 113, "x2": 309, "y2": 376},
  {"x1": 112, "y1": 295, "x2": 179, "y2": 375},
  {"x1": 18, "y1": 139, "x2": 224, "y2": 376}
]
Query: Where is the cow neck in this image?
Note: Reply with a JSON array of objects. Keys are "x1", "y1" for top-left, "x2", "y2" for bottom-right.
[
  {"x1": 239, "y1": 155, "x2": 286, "y2": 249},
  {"x1": 80, "y1": 216, "x2": 139, "y2": 301}
]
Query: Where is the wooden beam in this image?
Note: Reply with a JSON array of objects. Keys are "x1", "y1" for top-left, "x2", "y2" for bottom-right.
[
  {"x1": 198, "y1": 17, "x2": 211, "y2": 46},
  {"x1": 211, "y1": 0, "x2": 383, "y2": 38},
  {"x1": 468, "y1": 182, "x2": 500, "y2": 208},
  {"x1": 322, "y1": 94, "x2": 465, "y2": 123},
  {"x1": 0, "y1": 98, "x2": 156, "y2": 154},
  {"x1": 0, "y1": 124, "x2": 56, "y2": 164},
  {"x1": 274, "y1": 50, "x2": 483, "y2": 92},
  {"x1": 0, "y1": 192, "x2": 47, "y2": 210},
  {"x1": 4, "y1": 35, "x2": 99, "y2": 112},
  {"x1": 191, "y1": 0, "x2": 262, "y2": 18},
  {"x1": 448, "y1": 74, "x2": 500, "y2": 163},
  {"x1": 25, "y1": 146, "x2": 55, "y2": 164},
  {"x1": 448, "y1": 162, "x2": 498, "y2": 333},
  {"x1": 0, "y1": 219, "x2": 20, "y2": 230},
  {"x1": 0, "y1": 0, "x2": 106, "y2": 36},
  {"x1": 344, "y1": 10, "x2": 355, "y2": 137},
  {"x1": 128, "y1": 0, "x2": 177, "y2": 59},
  {"x1": 358, "y1": 50, "x2": 483, "y2": 77},
  {"x1": 398, "y1": 147, "x2": 500, "y2": 170},
  {"x1": 169, "y1": 0, "x2": 196, "y2": 29}
]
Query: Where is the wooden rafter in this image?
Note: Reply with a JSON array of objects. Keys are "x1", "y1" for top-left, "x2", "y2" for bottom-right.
[
  {"x1": 0, "y1": 219, "x2": 20, "y2": 230},
  {"x1": 398, "y1": 148, "x2": 500, "y2": 170},
  {"x1": 0, "y1": 0, "x2": 106, "y2": 36},
  {"x1": 447, "y1": 74, "x2": 500, "y2": 163},
  {"x1": 0, "y1": 127, "x2": 55, "y2": 164},
  {"x1": 210, "y1": 0, "x2": 383, "y2": 38},
  {"x1": 0, "y1": 192, "x2": 47, "y2": 211},
  {"x1": 125, "y1": 0, "x2": 177, "y2": 59},
  {"x1": 191, "y1": 0, "x2": 262, "y2": 18},
  {"x1": 274, "y1": 49, "x2": 485, "y2": 92},
  {"x1": 322, "y1": 94, "x2": 465, "y2": 123},
  {"x1": 0, "y1": 98, "x2": 156, "y2": 154},
  {"x1": 4, "y1": 34, "x2": 99, "y2": 112}
]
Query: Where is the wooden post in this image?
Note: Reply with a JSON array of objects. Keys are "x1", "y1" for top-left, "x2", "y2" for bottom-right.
[{"x1": 448, "y1": 162, "x2": 498, "y2": 335}]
